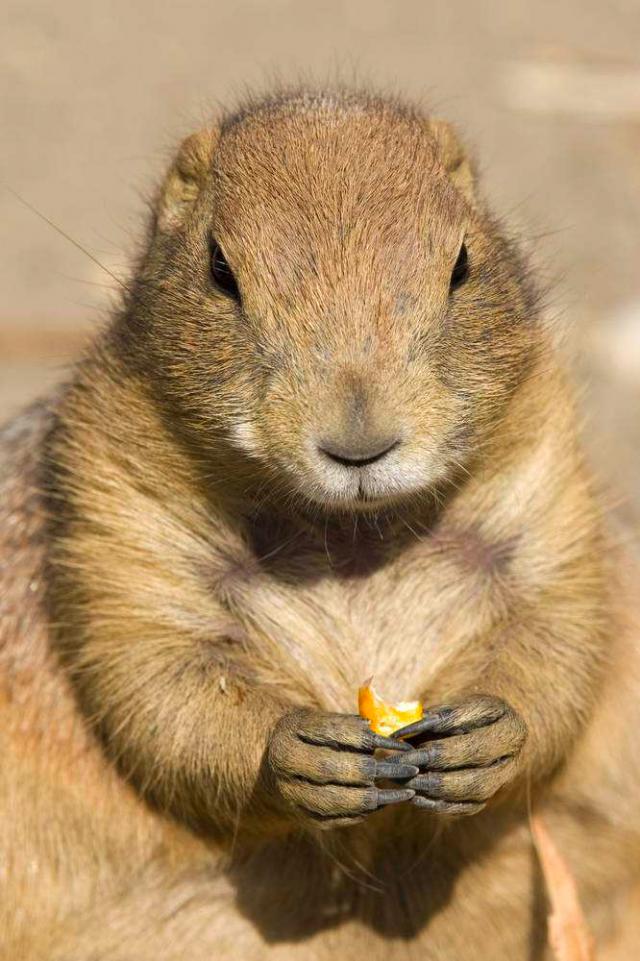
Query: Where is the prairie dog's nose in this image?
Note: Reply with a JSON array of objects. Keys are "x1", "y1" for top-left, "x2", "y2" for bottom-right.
[{"x1": 319, "y1": 437, "x2": 400, "y2": 467}]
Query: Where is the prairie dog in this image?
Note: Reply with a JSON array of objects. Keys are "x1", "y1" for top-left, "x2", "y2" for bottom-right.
[{"x1": 1, "y1": 87, "x2": 640, "y2": 961}]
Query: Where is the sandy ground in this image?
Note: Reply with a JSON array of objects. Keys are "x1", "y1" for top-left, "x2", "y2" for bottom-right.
[{"x1": 1, "y1": 0, "x2": 639, "y2": 523}]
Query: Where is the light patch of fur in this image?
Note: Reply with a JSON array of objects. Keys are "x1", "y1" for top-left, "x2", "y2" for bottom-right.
[{"x1": 229, "y1": 418, "x2": 262, "y2": 457}]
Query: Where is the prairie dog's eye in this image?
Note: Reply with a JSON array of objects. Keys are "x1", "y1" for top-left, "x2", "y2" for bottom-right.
[
  {"x1": 210, "y1": 242, "x2": 240, "y2": 300},
  {"x1": 450, "y1": 242, "x2": 469, "y2": 291}
]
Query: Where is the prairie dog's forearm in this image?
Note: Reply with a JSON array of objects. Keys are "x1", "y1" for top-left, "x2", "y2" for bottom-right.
[
  {"x1": 442, "y1": 607, "x2": 606, "y2": 780},
  {"x1": 44, "y1": 409, "x2": 299, "y2": 834},
  {"x1": 62, "y1": 623, "x2": 291, "y2": 834},
  {"x1": 429, "y1": 450, "x2": 609, "y2": 782}
]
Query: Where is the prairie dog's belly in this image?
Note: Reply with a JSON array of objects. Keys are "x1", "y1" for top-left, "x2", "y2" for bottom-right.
[{"x1": 226, "y1": 524, "x2": 496, "y2": 711}]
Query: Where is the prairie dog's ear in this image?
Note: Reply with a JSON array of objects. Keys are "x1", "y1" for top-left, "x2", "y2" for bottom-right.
[
  {"x1": 156, "y1": 128, "x2": 219, "y2": 231},
  {"x1": 428, "y1": 119, "x2": 475, "y2": 204}
]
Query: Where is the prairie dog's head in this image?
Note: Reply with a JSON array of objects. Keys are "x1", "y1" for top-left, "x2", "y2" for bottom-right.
[{"x1": 132, "y1": 89, "x2": 539, "y2": 513}]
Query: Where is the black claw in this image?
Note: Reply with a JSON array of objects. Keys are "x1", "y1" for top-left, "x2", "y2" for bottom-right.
[
  {"x1": 376, "y1": 788, "x2": 415, "y2": 807},
  {"x1": 375, "y1": 761, "x2": 419, "y2": 780},
  {"x1": 388, "y1": 746, "x2": 438, "y2": 768},
  {"x1": 393, "y1": 709, "x2": 455, "y2": 740},
  {"x1": 369, "y1": 732, "x2": 413, "y2": 752},
  {"x1": 406, "y1": 772, "x2": 442, "y2": 794}
]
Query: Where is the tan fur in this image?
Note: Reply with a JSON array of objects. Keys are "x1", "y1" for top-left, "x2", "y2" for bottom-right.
[{"x1": 1, "y1": 87, "x2": 639, "y2": 960}]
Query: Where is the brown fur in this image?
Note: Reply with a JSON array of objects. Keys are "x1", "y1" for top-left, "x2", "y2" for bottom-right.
[{"x1": 1, "y1": 87, "x2": 640, "y2": 960}]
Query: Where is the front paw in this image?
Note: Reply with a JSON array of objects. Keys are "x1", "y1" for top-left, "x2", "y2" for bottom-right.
[
  {"x1": 267, "y1": 710, "x2": 417, "y2": 829},
  {"x1": 390, "y1": 695, "x2": 527, "y2": 816}
]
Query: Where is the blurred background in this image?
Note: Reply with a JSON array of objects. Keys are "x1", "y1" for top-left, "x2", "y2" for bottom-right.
[{"x1": 2, "y1": 0, "x2": 639, "y2": 526}]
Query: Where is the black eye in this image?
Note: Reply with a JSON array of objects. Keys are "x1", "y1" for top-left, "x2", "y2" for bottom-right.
[
  {"x1": 450, "y1": 242, "x2": 469, "y2": 291},
  {"x1": 210, "y1": 242, "x2": 240, "y2": 300}
]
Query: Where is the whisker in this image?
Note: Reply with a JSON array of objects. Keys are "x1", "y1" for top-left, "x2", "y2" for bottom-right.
[{"x1": 6, "y1": 186, "x2": 131, "y2": 293}]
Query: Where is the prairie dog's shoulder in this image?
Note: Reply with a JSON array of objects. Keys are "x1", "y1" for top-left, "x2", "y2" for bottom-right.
[
  {"x1": 0, "y1": 397, "x2": 57, "y2": 588},
  {"x1": 0, "y1": 396, "x2": 61, "y2": 690},
  {"x1": 0, "y1": 397, "x2": 54, "y2": 483}
]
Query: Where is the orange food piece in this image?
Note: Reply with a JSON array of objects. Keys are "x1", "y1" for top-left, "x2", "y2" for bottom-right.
[{"x1": 358, "y1": 680, "x2": 423, "y2": 738}]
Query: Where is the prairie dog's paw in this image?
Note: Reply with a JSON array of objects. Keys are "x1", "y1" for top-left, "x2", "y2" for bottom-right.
[
  {"x1": 388, "y1": 695, "x2": 527, "y2": 816},
  {"x1": 267, "y1": 710, "x2": 416, "y2": 829}
]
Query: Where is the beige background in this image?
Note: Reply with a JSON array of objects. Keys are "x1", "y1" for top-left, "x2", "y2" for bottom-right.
[{"x1": 2, "y1": 0, "x2": 639, "y2": 522}]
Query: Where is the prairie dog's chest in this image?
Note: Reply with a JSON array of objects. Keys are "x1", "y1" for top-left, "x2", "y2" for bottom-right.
[{"x1": 227, "y1": 520, "x2": 505, "y2": 712}]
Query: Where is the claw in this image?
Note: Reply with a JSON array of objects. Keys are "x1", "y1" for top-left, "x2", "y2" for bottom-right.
[
  {"x1": 392, "y1": 709, "x2": 455, "y2": 740},
  {"x1": 405, "y1": 772, "x2": 441, "y2": 793},
  {"x1": 376, "y1": 788, "x2": 415, "y2": 807},
  {"x1": 370, "y1": 732, "x2": 413, "y2": 752},
  {"x1": 375, "y1": 761, "x2": 419, "y2": 780},
  {"x1": 387, "y1": 746, "x2": 438, "y2": 768}
]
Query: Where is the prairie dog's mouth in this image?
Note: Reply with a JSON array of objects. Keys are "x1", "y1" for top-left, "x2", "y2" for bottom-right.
[
  {"x1": 298, "y1": 446, "x2": 444, "y2": 512},
  {"x1": 227, "y1": 415, "x2": 447, "y2": 512}
]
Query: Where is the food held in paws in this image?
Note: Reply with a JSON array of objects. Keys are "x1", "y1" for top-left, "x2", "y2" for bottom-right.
[{"x1": 358, "y1": 681, "x2": 424, "y2": 737}]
